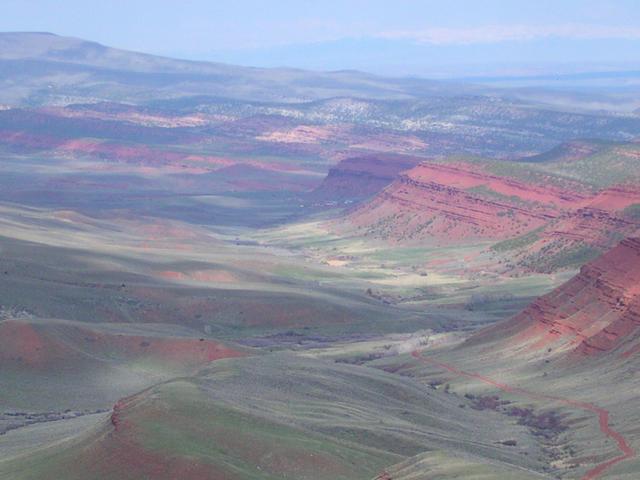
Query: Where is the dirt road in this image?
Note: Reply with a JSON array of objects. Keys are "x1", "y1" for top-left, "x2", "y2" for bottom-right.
[{"x1": 411, "y1": 350, "x2": 635, "y2": 480}]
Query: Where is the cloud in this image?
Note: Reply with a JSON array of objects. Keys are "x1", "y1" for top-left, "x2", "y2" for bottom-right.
[{"x1": 378, "y1": 24, "x2": 640, "y2": 45}]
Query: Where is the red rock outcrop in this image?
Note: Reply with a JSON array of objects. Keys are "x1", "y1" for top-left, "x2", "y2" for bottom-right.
[
  {"x1": 397, "y1": 163, "x2": 586, "y2": 207},
  {"x1": 476, "y1": 238, "x2": 640, "y2": 357},
  {"x1": 311, "y1": 154, "x2": 425, "y2": 202},
  {"x1": 335, "y1": 160, "x2": 640, "y2": 270},
  {"x1": 588, "y1": 184, "x2": 640, "y2": 211},
  {"x1": 512, "y1": 189, "x2": 640, "y2": 271},
  {"x1": 337, "y1": 162, "x2": 574, "y2": 243},
  {"x1": 542, "y1": 208, "x2": 638, "y2": 248}
]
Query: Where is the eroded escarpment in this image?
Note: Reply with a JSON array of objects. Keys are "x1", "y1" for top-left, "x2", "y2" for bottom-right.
[
  {"x1": 337, "y1": 162, "x2": 574, "y2": 243},
  {"x1": 311, "y1": 153, "x2": 425, "y2": 203},
  {"x1": 475, "y1": 237, "x2": 640, "y2": 357},
  {"x1": 334, "y1": 159, "x2": 640, "y2": 272}
]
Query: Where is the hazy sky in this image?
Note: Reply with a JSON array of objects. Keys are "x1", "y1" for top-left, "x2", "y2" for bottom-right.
[{"x1": 3, "y1": 0, "x2": 640, "y2": 76}]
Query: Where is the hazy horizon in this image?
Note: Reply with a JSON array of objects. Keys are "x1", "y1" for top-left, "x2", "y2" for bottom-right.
[{"x1": 2, "y1": 0, "x2": 640, "y2": 78}]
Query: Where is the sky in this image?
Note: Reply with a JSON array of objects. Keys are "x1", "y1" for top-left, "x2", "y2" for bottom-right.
[{"x1": 2, "y1": 0, "x2": 640, "y2": 77}]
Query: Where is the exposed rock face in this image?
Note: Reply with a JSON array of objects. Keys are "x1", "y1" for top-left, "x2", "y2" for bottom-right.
[
  {"x1": 335, "y1": 160, "x2": 640, "y2": 270},
  {"x1": 337, "y1": 162, "x2": 578, "y2": 243},
  {"x1": 512, "y1": 187, "x2": 640, "y2": 271},
  {"x1": 396, "y1": 163, "x2": 585, "y2": 207},
  {"x1": 588, "y1": 184, "x2": 640, "y2": 211},
  {"x1": 543, "y1": 208, "x2": 636, "y2": 248},
  {"x1": 343, "y1": 176, "x2": 548, "y2": 242},
  {"x1": 310, "y1": 154, "x2": 425, "y2": 202},
  {"x1": 478, "y1": 238, "x2": 640, "y2": 357}
]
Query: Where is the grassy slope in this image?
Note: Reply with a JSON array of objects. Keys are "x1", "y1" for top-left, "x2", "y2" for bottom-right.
[
  {"x1": 0, "y1": 354, "x2": 547, "y2": 480},
  {"x1": 458, "y1": 142, "x2": 640, "y2": 190},
  {"x1": 375, "y1": 336, "x2": 640, "y2": 479},
  {"x1": 538, "y1": 143, "x2": 640, "y2": 188},
  {"x1": 0, "y1": 204, "x2": 437, "y2": 339},
  {"x1": 0, "y1": 317, "x2": 246, "y2": 411},
  {"x1": 258, "y1": 220, "x2": 569, "y2": 321},
  {"x1": 382, "y1": 450, "x2": 547, "y2": 480}
]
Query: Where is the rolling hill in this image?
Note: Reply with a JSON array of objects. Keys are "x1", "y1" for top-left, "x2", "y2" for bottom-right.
[
  {"x1": 0, "y1": 354, "x2": 549, "y2": 480},
  {"x1": 0, "y1": 318, "x2": 246, "y2": 412},
  {"x1": 0, "y1": 32, "x2": 468, "y2": 106}
]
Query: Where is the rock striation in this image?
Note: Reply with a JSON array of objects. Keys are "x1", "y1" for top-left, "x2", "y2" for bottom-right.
[
  {"x1": 476, "y1": 238, "x2": 640, "y2": 357},
  {"x1": 336, "y1": 160, "x2": 640, "y2": 270}
]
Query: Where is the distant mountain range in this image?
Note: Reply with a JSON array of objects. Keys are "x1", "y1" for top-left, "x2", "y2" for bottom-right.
[
  {"x1": 2, "y1": 32, "x2": 640, "y2": 113},
  {"x1": 0, "y1": 32, "x2": 481, "y2": 106}
]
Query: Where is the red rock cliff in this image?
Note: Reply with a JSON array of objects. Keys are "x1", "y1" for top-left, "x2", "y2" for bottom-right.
[{"x1": 477, "y1": 238, "x2": 640, "y2": 357}]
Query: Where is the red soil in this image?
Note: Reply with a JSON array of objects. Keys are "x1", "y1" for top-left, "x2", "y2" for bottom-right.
[
  {"x1": 0, "y1": 109, "x2": 197, "y2": 152},
  {"x1": 374, "y1": 471, "x2": 392, "y2": 480},
  {"x1": 406, "y1": 163, "x2": 584, "y2": 207},
  {"x1": 54, "y1": 140, "x2": 235, "y2": 170},
  {"x1": 588, "y1": 184, "x2": 640, "y2": 211},
  {"x1": 0, "y1": 320, "x2": 74, "y2": 368},
  {"x1": 0, "y1": 131, "x2": 65, "y2": 150},
  {"x1": 98, "y1": 393, "x2": 240, "y2": 480},
  {"x1": 337, "y1": 161, "x2": 583, "y2": 243},
  {"x1": 90, "y1": 435, "x2": 236, "y2": 480},
  {"x1": 540, "y1": 208, "x2": 639, "y2": 250},
  {"x1": 0, "y1": 111, "x2": 310, "y2": 191},
  {"x1": 115, "y1": 335, "x2": 245, "y2": 364},
  {"x1": 157, "y1": 270, "x2": 188, "y2": 281},
  {"x1": 103, "y1": 384, "x2": 356, "y2": 480},
  {"x1": 475, "y1": 238, "x2": 640, "y2": 357},
  {"x1": 69, "y1": 325, "x2": 246, "y2": 366},
  {"x1": 0, "y1": 320, "x2": 245, "y2": 370},
  {"x1": 56, "y1": 139, "x2": 305, "y2": 177},
  {"x1": 411, "y1": 350, "x2": 635, "y2": 480}
]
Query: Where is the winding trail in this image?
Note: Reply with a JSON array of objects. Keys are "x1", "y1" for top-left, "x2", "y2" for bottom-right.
[{"x1": 411, "y1": 350, "x2": 635, "y2": 480}]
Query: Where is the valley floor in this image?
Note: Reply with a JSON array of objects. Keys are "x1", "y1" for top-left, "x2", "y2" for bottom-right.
[{"x1": 2, "y1": 198, "x2": 636, "y2": 479}]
